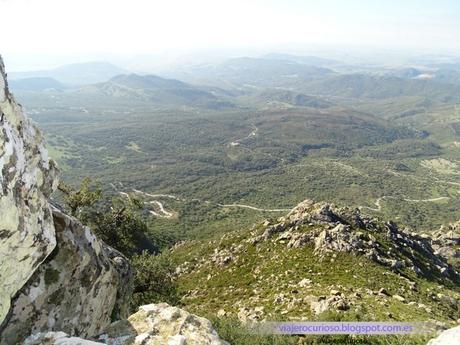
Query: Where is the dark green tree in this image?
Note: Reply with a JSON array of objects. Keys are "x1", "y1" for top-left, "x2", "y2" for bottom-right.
[
  {"x1": 131, "y1": 251, "x2": 180, "y2": 307},
  {"x1": 58, "y1": 178, "x2": 180, "y2": 309},
  {"x1": 58, "y1": 177, "x2": 102, "y2": 216}
]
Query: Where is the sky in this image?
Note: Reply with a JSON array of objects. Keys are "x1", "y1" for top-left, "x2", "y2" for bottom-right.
[{"x1": 1, "y1": 0, "x2": 460, "y2": 70}]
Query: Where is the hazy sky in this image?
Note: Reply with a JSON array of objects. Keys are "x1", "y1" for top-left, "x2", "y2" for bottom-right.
[{"x1": 2, "y1": 0, "x2": 460, "y2": 70}]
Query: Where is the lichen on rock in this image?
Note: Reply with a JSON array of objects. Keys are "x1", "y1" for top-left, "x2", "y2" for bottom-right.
[
  {"x1": 0, "y1": 55, "x2": 133, "y2": 344},
  {"x1": 0, "y1": 55, "x2": 59, "y2": 328},
  {"x1": 99, "y1": 303, "x2": 229, "y2": 345},
  {"x1": 1, "y1": 206, "x2": 133, "y2": 344},
  {"x1": 24, "y1": 303, "x2": 230, "y2": 345}
]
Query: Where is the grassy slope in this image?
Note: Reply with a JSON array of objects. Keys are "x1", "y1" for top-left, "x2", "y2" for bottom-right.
[{"x1": 172, "y1": 223, "x2": 460, "y2": 323}]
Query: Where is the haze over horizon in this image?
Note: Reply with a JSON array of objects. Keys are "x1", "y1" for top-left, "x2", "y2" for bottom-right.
[{"x1": 2, "y1": 0, "x2": 460, "y2": 71}]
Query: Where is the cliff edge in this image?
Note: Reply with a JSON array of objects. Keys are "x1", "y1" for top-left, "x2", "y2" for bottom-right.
[{"x1": 0, "y1": 56, "x2": 133, "y2": 344}]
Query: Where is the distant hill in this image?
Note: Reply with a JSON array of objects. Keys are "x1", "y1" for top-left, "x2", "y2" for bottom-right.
[
  {"x1": 431, "y1": 68, "x2": 460, "y2": 85},
  {"x1": 9, "y1": 77, "x2": 65, "y2": 91},
  {"x1": 9, "y1": 61, "x2": 128, "y2": 85},
  {"x1": 77, "y1": 73, "x2": 235, "y2": 109},
  {"x1": 301, "y1": 73, "x2": 460, "y2": 101},
  {"x1": 242, "y1": 89, "x2": 334, "y2": 109},
  {"x1": 109, "y1": 74, "x2": 196, "y2": 90},
  {"x1": 174, "y1": 57, "x2": 336, "y2": 89},
  {"x1": 385, "y1": 67, "x2": 424, "y2": 79},
  {"x1": 262, "y1": 53, "x2": 343, "y2": 68}
]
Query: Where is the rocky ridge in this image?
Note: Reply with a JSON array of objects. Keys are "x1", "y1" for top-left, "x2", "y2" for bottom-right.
[
  {"x1": 173, "y1": 199, "x2": 460, "y2": 331},
  {"x1": 256, "y1": 199, "x2": 460, "y2": 281}
]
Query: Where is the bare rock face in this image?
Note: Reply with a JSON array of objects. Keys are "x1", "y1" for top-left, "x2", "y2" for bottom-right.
[
  {"x1": 0, "y1": 56, "x2": 58, "y2": 328},
  {"x1": 25, "y1": 303, "x2": 230, "y2": 345},
  {"x1": 1, "y1": 207, "x2": 133, "y2": 344},
  {"x1": 0, "y1": 56, "x2": 133, "y2": 343}
]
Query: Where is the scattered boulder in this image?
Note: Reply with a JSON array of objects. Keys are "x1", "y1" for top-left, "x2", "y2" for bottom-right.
[
  {"x1": 392, "y1": 295, "x2": 406, "y2": 302},
  {"x1": 298, "y1": 278, "x2": 312, "y2": 287},
  {"x1": 100, "y1": 303, "x2": 229, "y2": 345},
  {"x1": 310, "y1": 295, "x2": 349, "y2": 315}
]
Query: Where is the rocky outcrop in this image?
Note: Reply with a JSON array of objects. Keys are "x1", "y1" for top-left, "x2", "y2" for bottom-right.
[
  {"x1": 0, "y1": 56, "x2": 133, "y2": 343},
  {"x1": 25, "y1": 303, "x2": 229, "y2": 345},
  {"x1": 0, "y1": 56, "x2": 58, "y2": 328},
  {"x1": 100, "y1": 303, "x2": 229, "y2": 345},
  {"x1": 256, "y1": 199, "x2": 460, "y2": 282},
  {"x1": 430, "y1": 222, "x2": 460, "y2": 268}
]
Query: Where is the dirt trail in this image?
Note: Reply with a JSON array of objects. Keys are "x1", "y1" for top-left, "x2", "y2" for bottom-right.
[
  {"x1": 216, "y1": 203, "x2": 290, "y2": 212},
  {"x1": 229, "y1": 124, "x2": 258, "y2": 146},
  {"x1": 359, "y1": 196, "x2": 391, "y2": 212},
  {"x1": 403, "y1": 196, "x2": 450, "y2": 202},
  {"x1": 120, "y1": 187, "x2": 290, "y2": 218},
  {"x1": 359, "y1": 195, "x2": 450, "y2": 213}
]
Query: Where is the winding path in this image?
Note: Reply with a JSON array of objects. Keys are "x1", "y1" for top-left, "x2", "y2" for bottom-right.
[
  {"x1": 359, "y1": 195, "x2": 450, "y2": 213},
  {"x1": 229, "y1": 124, "x2": 258, "y2": 147},
  {"x1": 118, "y1": 187, "x2": 290, "y2": 218},
  {"x1": 216, "y1": 203, "x2": 290, "y2": 212}
]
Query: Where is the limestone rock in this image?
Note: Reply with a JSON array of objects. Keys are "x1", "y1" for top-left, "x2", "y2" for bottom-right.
[
  {"x1": 24, "y1": 304, "x2": 229, "y2": 345},
  {"x1": 256, "y1": 198, "x2": 460, "y2": 281},
  {"x1": 99, "y1": 303, "x2": 229, "y2": 345},
  {"x1": 310, "y1": 295, "x2": 349, "y2": 315},
  {"x1": 25, "y1": 331, "x2": 103, "y2": 345},
  {"x1": 314, "y1": 224, "x2": 364, "y2": 254},
  {"x1": 0, "y1": 56, "x2": 133, "y2": 344},
  {"x1": 1, "y1": 206, "x2": 133, "y2": 344},
  {"x1": 0, "y1": 55, "x2": 59, "y2": 327}
]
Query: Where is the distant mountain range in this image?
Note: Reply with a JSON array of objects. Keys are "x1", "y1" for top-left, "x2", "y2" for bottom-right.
[
  {"x1": 9, "y1": 77, "x2": 65, "y2": 91},
  {"x1": 168, "y1": 57, "x2": 336, "y2": 89},
  {"x1": 301, "y1": 73, "x2": 460, "y2": 101},
  {"x1": 241, "y1": 89, "x2": 334, "y2": 109},
  {"x1": 13, "y1": 73, "x2": 235, "y2": 110},
  {"x1": 11, "y1": 55, "x2": 460, "y2": 112},
  {"x1": 9, "y1": 61, "x2": 128, "y2": 85},
  {"x1": 262, "y1": 53, "x2": 344, "y2": 68}
]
